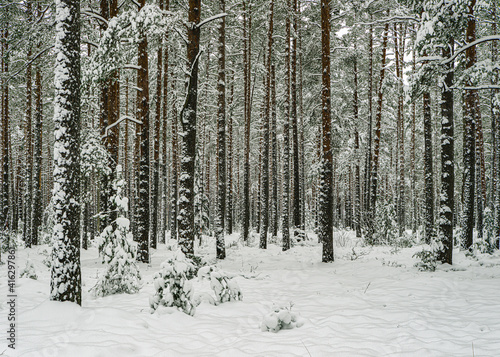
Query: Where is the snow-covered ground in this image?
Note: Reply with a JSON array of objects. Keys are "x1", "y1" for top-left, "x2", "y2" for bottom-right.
[{"x1": 2, "y1": 231, "x2": 500, "y2": 356}]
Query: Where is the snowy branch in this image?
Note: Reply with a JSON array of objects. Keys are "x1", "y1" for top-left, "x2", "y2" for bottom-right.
[
  {"x1": 82, "y1": 9, "x2": 109, "y2": 25},
  {"x1": 197, "y1": 13, "x2": 228, "y2": 29},
  {"x1": 451, "y1": 85, "x2": 500, "y2": 91},
  {"x1": 6, "y1": 45, "x2": 54, "y2": 83},
  {"x1": 102, "y1": 116, "x2": 143, "y2": 139},
  {"x1": 442, "y1": 35, "x2": 500, "y2": 65}
]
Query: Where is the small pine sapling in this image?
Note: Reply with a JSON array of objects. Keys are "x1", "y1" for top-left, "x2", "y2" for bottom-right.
[
  {"x1": 150, "y1": 250, "x2": 197, "y2": 315},
  {"x1": 92, "y1": 166, "x2": 141, "y2": 296},
  {"x1": 197, "y1": 266, "x2": 242, "y2": 304},
  {"x1": 19, "y1": 258, "x2": 37, "y2": 279},
  {"x1": 261, "y1": 303, "x2": 304, "y2": 333}
]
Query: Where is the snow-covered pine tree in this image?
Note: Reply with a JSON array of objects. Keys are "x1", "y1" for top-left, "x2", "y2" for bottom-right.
[
  {"x1": 50, "y1": 0, "x2": 82, "y2": 305},
  {"x1": 92, "y1": 165, "x2": 141, "y2": 296}
]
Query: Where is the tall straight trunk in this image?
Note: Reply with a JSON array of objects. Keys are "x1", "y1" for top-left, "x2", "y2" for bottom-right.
[
  {"x1": 364, "y1": 18, "x2": 374, "y2": 220},
  {"x1": 282, "y1": 0, "x2": 292, "y2": 251},
  {"x1": 291, "y1": 0, "x2": 301, "y2": 239},
  {"x1": 461, "y1": 0, "x2": 476, "y2": 250},
  {"x1": 271, "y1": 65, "x2": 278, "y2": 239},
  {"x1": 215, "y1": 0, "x2": 226, "y2": 259},
  {"x1": 1, "y1": 26, "x2": 9, "y2": 243},
  {"x1": 353, "y1": 33, "x2": 361, "y2": 238},
  {"x1": 411, "y1": 46, "x2": 417, "y2": 232},
  {"x1": 320, "y1": 0, "x2": 333, "y2": 262},
  {"x1": 152, "y1": 0, "x2": 164, "y2": 249},
  {"x1": 395, "y1": 24, "x2": 406, "y2": 237},
  {"x1": 178, "y1": 0, "x2": 201, "y2": 257},
  {"x1": 423, "y1": 88, "x2": 434, "y2": 244},
  {"x1": 50, "y1": 0, "x2": 81, "y2": 304},
  {"x1": 226, "y1": 73, "x2": 234, "y2": 235},
  {"x1": 438, "y1": 39, "x2": 454, "y2": 264},
  {"x1": 170, "y1": 67, "x2": 178, "y2": 239},
  {"x1": 242, "y1": 1, "x2": 251, "y2": 242},
  {"x1": 24, "y1": 39, "x2": 33, "y2": 246},
  {"x1": 162, "y1": 0, "x2": 170, "y2": 242},
  {"x1": 260, "y1": 0, "x2": 273, "y2": 249},
  {"x1": 475, "y1": 101, "x2": 485, "y2": 240},
  {"x1": 136, "y1": 0, "x2": 151, "y2": 262},
  {"x1": 32, "y1": 57, "x2": 43, "y2": 246},
  {"x1": 367, "y1": 20, "x2": 389, "y2": 243},
  {"x1": 492, "y1": 3, "x2": 500, "y2": 248}
]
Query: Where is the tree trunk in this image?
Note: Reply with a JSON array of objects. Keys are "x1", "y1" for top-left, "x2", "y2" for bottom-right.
[
  {"x1": 367, "y1": 20, "x2": 389, "y2": 243},
  {"x1": 271, "y1": 65, "x2": 278, "y2": 239},
  {"x1": 461, "y1": 0, "x2": 477, "y2": 250},
  {"x1": 216, "y1": 0, "x2": 226, "y2": 259},
  {"x1": 31, "y1": 56, "x2": 43, "y2": 246},
  {"x1": 438, "y1": 39, "x2": 454, "y2": 265},
  {"x1": 136, "y1": 0, "x2": 151, "y2": 262},
  {"x1": 282, "y1": 0, "x2": 292, "y2": 251},
  {"x1": 178, "y1": 0, "x2": 201, "y2": 258},
  {"x1": 260, "y1": 0, "x2": 274, "y2": 249},
  {"x1": 50, "y1": 0, "x2": 81, "y2": 304},
  {"x1": 320, "y1": 0, "x2": 333, "y2": 262},
  {"x1": 242, "y1": 1, "x2": 252, "y2": 243}
]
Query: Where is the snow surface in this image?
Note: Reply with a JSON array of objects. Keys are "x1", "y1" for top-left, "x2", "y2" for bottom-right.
[{"x1": 2, "y1": 231, "x2": 500, "y2": 356}]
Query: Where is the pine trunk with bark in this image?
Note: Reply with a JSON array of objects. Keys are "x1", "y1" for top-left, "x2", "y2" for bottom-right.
[
  {"x1": 136, "y1": 0, "x2": 151, "y2": 262},
  {"x1": 178, "y1": 0, "x2": 201, "y2": 258},
  {"x1": 461, "y1": 0, "x2": 477, "y2": 250},
  {"x1": 438, "y1": 40, "x2": 454, "y2": 264},
  {"x1": 216, "y1": 0, "x2": 226, "y2": 259},
  {"x1": 50, "y1": 0, "x2": 81, "y2": 304},
  {"x1": 320, "y1": 0, "x2": 333, "y2": 262}
]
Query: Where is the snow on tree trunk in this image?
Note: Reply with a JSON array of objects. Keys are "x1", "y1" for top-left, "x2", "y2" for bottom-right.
[
  {"x1": 215, "y1": 0, "x2": 226, "y2": 259},
  {"x1": 178, "y1": 0, "x2": 201, "y2": 258},
  {"x1": 282, "y1": 0, "x2": 291, "y2": 252},
  {"x1": 320, "y1": 0, "x2": 333, "y2": 262},
  {"x1": 461, "y1": 0, "x2": 477, "y2": 251},
  {"x1": 32, "y1": 62, "x2": 43, "y2": 246},
  {"x1": 438, "y1": 39, "x2": 454, "y2": 265},
  {"x1": 423, "y1": 89, "x2": 434, "y2": 245},
  {"x1": 50, "y1": 0, "x2": 82, "y2": 305},
  {"x1": 136, "y1": 0, "x2": 150, "y2": 263},
  {"x1": 260, "y1": 0, "x2": 273, "y2": 250}
]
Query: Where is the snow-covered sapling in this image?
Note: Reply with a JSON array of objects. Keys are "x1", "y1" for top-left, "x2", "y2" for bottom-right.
[
  {"x1": 92, "y1": 165, "x2": 141, "y2": 296},
  {"x1": 20, "y1": 258, "x2": 37, "y2": 280},
  {"x1": 150, "y1": 250, "x2": 197, "y2": 316},
  {"x1": 197, "y1": 266, "x2": 242, "y2": 304},
  {"x1": 260, "y1": 303, "x2": 304, "y2": 332}
]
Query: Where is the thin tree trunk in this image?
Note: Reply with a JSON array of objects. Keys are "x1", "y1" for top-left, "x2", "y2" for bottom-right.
[
  {"x1": 216, "y1": 0, "x2": 226, "y2": 259},
  {"x1": 260, "y1": 0, "x2": 274, "y2": 249},
  {"x1": 282, "y1": 0, "x2": 292, "y2": 251},
  {"x1": 136, "y1": 0, "x2": 151, "y2": 262},
  {"x1": 461, "y1": 0, "x2": 477, "y2": 250},
  {"x1": 438, "y1": 38, "x2": 454, "y2": 264},
  {"x1": 178, "y1": 0, "x2": 201, "y2": 258},
  {"x1": 367, "y1": 20, "x2": 389, "y2": 243},
  {"x1": 271, "y1": 65, "x2": 278, "y2": 239},
  {"x1": 320, "y1": 0, "x2": 333, "y2": 262}
]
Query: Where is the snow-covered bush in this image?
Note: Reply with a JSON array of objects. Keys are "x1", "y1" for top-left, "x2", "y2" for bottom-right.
[
  {"x1": 197, "y1": 266, "x2": 242, "y2": 304},
  {"x1": 20, "y1": 259, "x2": 37, "y2": 280},
  {"x1": 260, "y1": 303, "x2": 304, "y2": 333},
  {"x1": 483, "y1": 207, "x2": 495, "y2": 243},
  {"x1": 413, "y1": 246, "x2": 437, "y2": 272},
  {"x1": 150, "y1": 250, "x2": 196, "y2": 316},
  {"x1": 368, "y1": 198, "x2": 398, "y2": 245},
  {"x1": 91, "y1": 166, "x2": 141, "y2": 297}
]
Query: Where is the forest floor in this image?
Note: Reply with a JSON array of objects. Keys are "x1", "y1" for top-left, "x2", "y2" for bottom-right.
[{"x1": 2, "y1": 230, "x2": 500, "y2": 356}]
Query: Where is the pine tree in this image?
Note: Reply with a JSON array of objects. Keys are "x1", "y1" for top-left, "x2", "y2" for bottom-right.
[
  {"x1": 136, "y1": 0, "x2": 151, "y2": 263},
  {"x1": 320, "y1": 0, "x2": 333, "y2": 262},
  {"x1": 50, "y1": 0, "x2": 81, "y2": 305},
  {"x1": 260, "y1": 0, "x2": 274, "y2": 250},
  {"x1": 215, "y1": 0, "x2": 226, "y2": 259},
  {"x1": 461, "y1": 0, "x2": 477, "y2": 250},
  {"x1": 178, "y1": 0, "x2": 201, "y2": 258}
]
